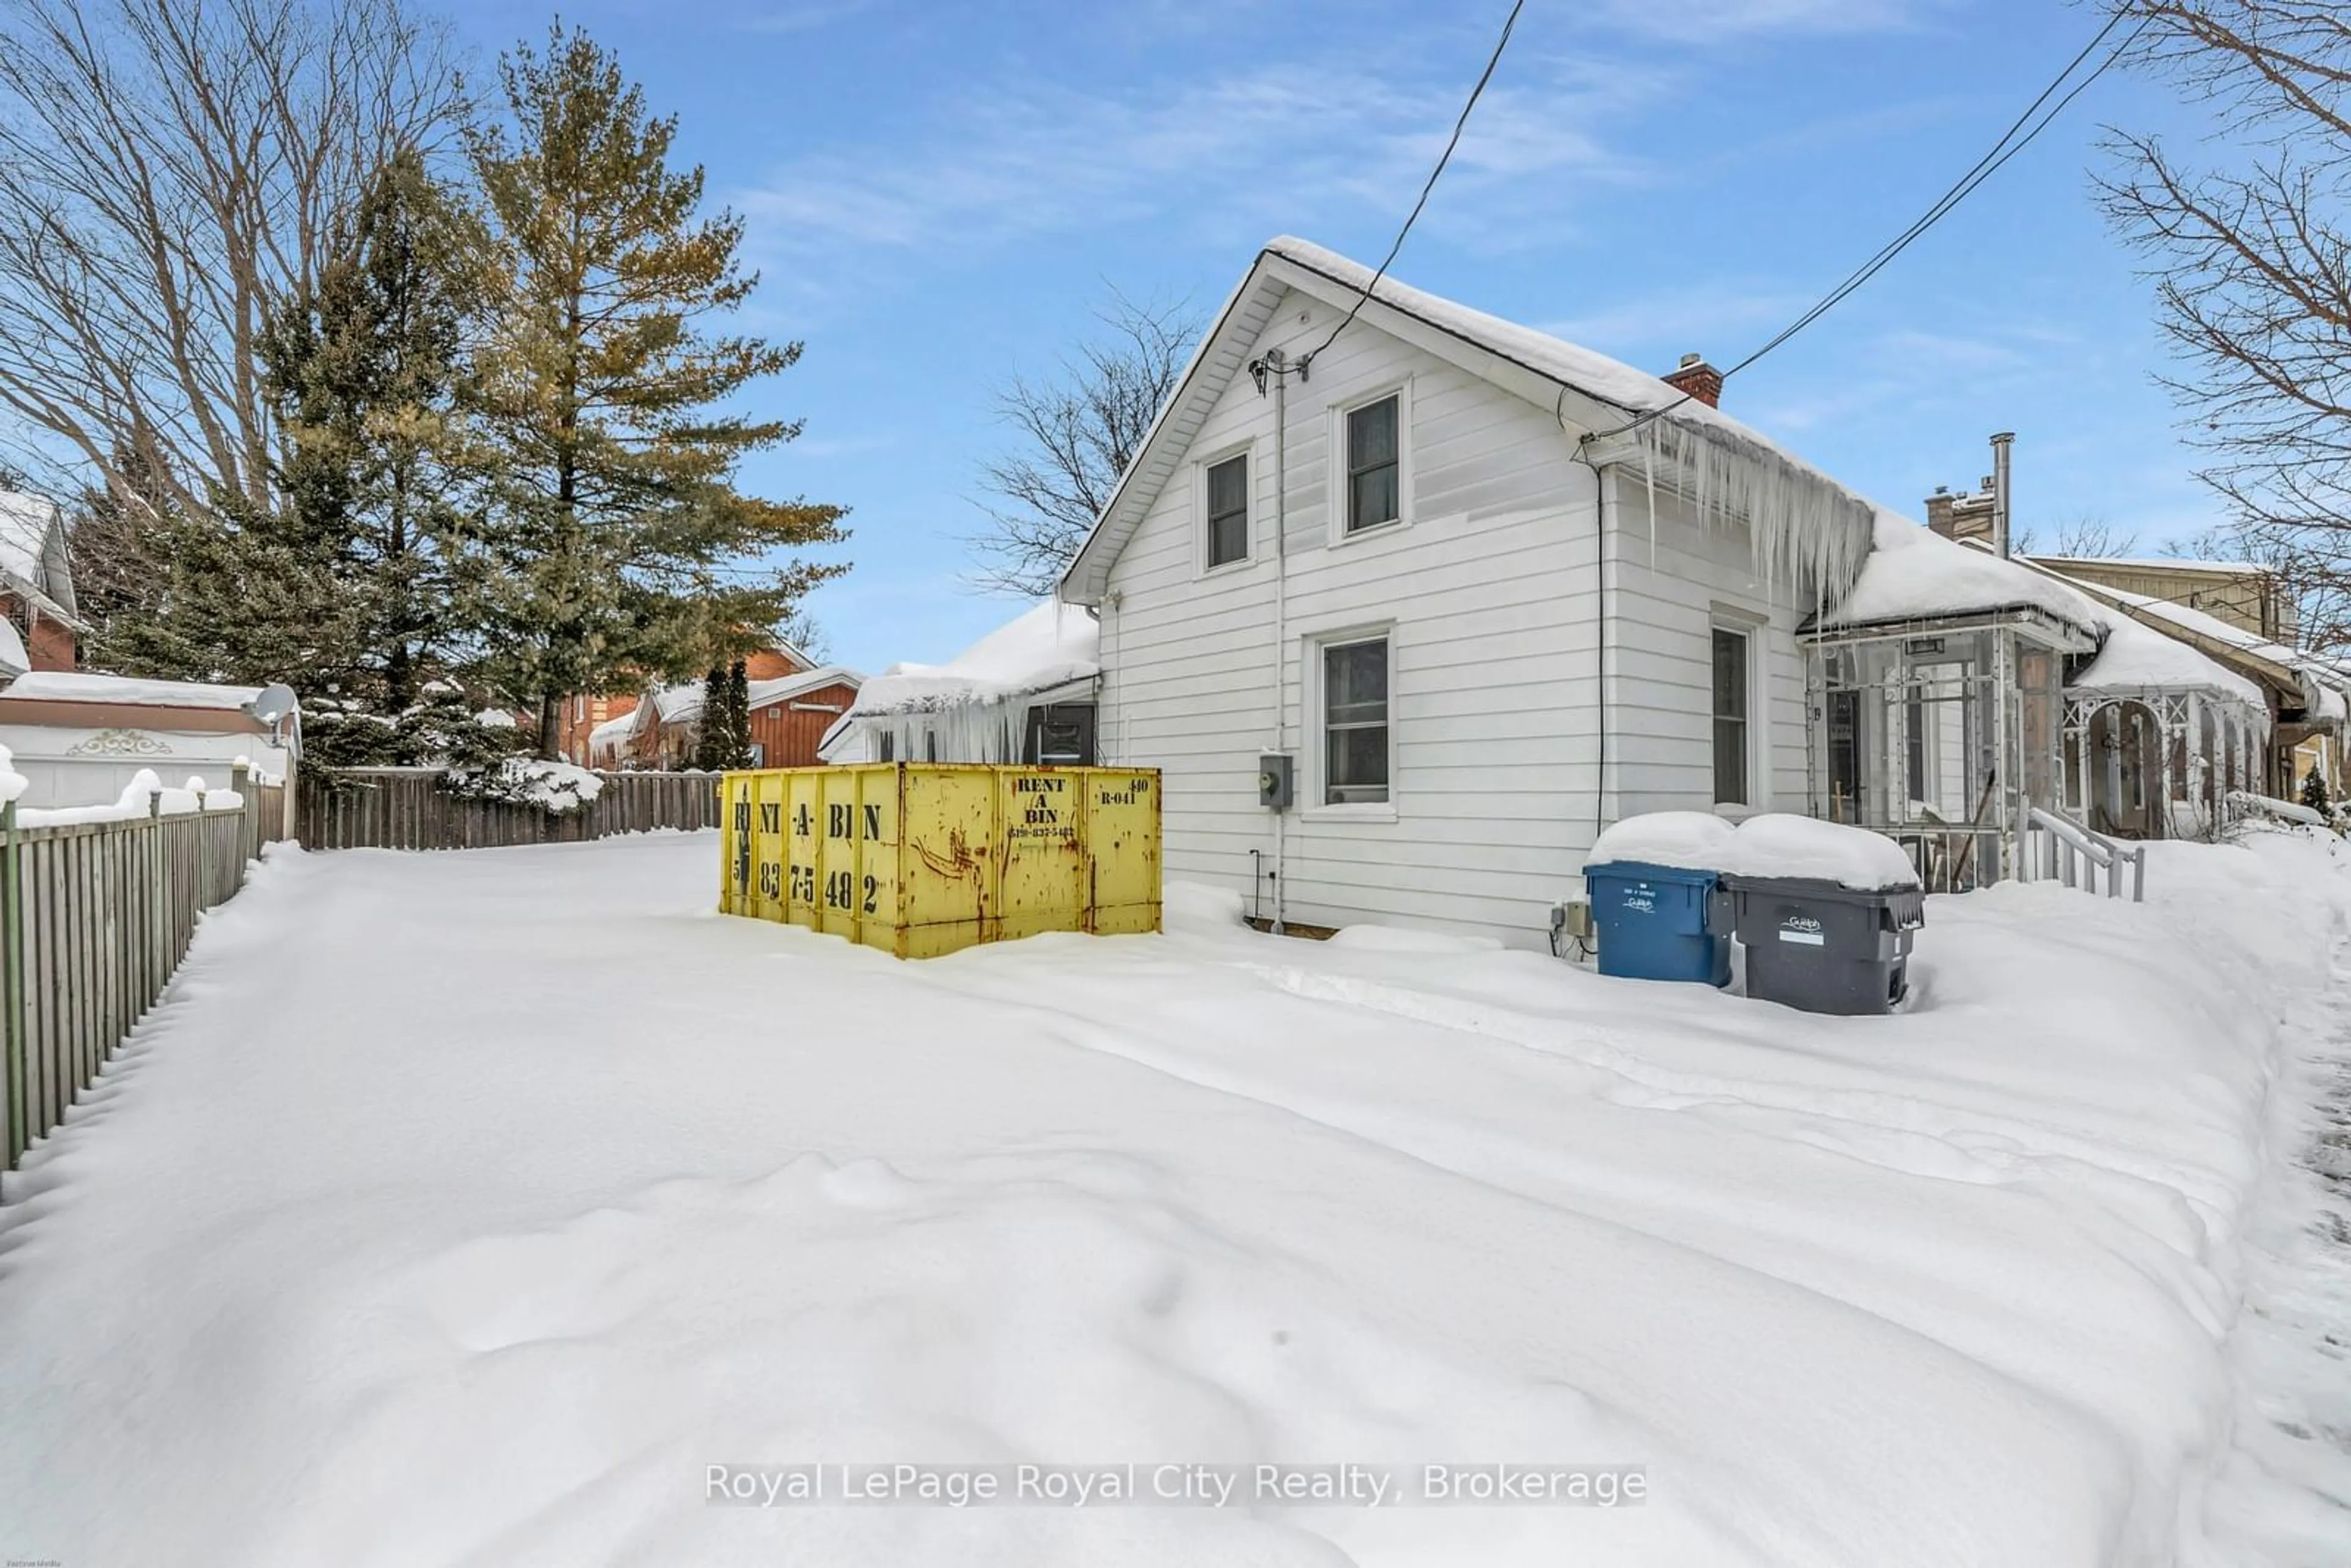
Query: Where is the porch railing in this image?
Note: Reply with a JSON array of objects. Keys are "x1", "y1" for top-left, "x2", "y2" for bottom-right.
[{"x1": 2020, "y1": 806, "x2": 2146, "y2": 902}]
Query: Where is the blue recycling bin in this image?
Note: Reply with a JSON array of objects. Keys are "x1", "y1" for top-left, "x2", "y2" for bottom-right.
[{"x1": 1582, "y1": 860, "x2": 1730, "y2": 986}]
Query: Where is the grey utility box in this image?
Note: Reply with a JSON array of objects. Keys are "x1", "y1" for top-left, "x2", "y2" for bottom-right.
[{"x1": 1258, "y1": 754, "x2": 1294, "y2": 810}]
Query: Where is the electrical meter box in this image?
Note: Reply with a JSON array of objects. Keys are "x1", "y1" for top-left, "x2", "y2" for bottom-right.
[{"x1": 1258, "y1": 754, "x2": 1294, "y2": 810}]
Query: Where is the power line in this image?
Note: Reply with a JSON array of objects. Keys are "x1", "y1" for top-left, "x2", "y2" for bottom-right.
[
  {"x1": 1585, "y1": 8, "x2": 2149, "y2": 444},
  {"x1": 1296, "y1": 0, "x2": 1526, "y2": 375}
]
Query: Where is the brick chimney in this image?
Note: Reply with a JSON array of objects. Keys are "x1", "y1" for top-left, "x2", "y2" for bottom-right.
[
  {"x1": 1662, "y1": 352, "x2": 1722, "y2": 408},
  {"x1": 1924, "y1": 482, "x2": 1996, "y2": 543}
]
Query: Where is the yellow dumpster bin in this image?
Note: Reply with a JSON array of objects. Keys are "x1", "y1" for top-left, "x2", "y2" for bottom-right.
[{"x1": 719, "y1": 763, "x2": 1161, "y2": 958}]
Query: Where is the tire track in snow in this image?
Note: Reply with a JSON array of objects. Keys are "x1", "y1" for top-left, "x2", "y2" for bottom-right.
[{"x1": 1240, "y1": 959, "x2": 2227, "y2": 1207}]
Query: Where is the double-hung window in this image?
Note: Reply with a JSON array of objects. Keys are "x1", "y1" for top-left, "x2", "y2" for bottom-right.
[
  {"x1": 1711, "y1": 627, "x2": 1750, "y2": 806},
  {"x1": 1205, "y1": 454, "x2": 1249, "y2": 569},
  {"x1": 1344, "y1": 396, "x2": 1400, "y2": 533},
  {"x1": 1323, "y1": 636, "x2": 1390, "y2": 805}
]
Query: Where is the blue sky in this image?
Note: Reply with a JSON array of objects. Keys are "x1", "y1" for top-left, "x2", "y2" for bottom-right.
[{"x1": 456, "y1": 0, "x2": 2210, "y2": 673}]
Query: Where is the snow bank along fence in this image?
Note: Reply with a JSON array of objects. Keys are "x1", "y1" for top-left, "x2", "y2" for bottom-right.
[
  {"x1": 3, "y1": 771, "x2": 289, "y2": 1171},
  {"x1": 719, "y1": 763, "x2": 1161, "y2": 958},
  {"x1": 297, "y1": 768, "x2": 719, "y2": 851}
]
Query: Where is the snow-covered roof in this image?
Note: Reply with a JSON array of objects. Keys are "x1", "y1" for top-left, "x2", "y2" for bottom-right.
[
  {"x1": 0, "y1": 617, "x2": 26, "y2": 677},
  {"x1": 844, "y1": 603, "x2": 1098, "y2": 719},
  {"x1": 2072, "y1": 610, "x2": 2268, "y2": 710},
  {"x1": 644, "y1": 666, "x2": 860, "y2": 726},
  {"x1": 2035, "y1": 554, "x2": 2270, "y2": 577},
  {"x1": 1059, "y1": 238, "x2": 1875, "y2": 608},
  {"x1": 588, "y1": 708, "x2": 639, "y2": 745},
  {"x1": 1813, "y1": 514, "x2": 2104, "y2": 637},
  {"x1": 2, "y1": 670, "x2": 275, "y2": 713},
  {"x1": 651, "y1": 682, "x2": 703, "y2": 724},
  {"x1": 0, "y1": 490, "x2": 75, "y2": 618},
  {"x1": 2028, "y1": 559, "x2": 2351, "y2": 719},
  {"x1": 746, "y1": 666, "x2": 861, "y2": 710}
]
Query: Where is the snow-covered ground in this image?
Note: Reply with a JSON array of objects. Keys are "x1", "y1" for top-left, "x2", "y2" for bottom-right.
[{"x1": 2, "y1": 829, "x2": 2349, "y2": 1567}]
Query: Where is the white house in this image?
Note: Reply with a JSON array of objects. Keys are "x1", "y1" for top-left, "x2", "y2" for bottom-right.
[
  {"x1": 1053, "y1": 238, "x2": 1878, "y2": 948},
  {"x1": 819, "y1": 601, "x2": 1100, "y2": 766}
]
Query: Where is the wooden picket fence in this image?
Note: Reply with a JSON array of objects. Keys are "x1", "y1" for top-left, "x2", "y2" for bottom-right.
[
  {"x1": 3, "y1": 775, "x2": 291, "y2": 1171},
  {"x1": 297, "y1": 768, "x2": 719, "y2": 851}
]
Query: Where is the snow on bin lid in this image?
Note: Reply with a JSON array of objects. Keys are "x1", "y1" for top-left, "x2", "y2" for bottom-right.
[
  {"x1": 1589, "y1": 811, "x2": 1920, "y2": 891},
  {"x1": 1588, "y1": 811, "x2": 1736, "y2": 872},
  {"x1": 1723, "y1": 814, "x2": 1921, "y2": 891}
]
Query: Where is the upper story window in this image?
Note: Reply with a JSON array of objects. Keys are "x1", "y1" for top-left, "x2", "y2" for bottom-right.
[
  {"x1": 1711, "y1": 627, "x2": 1750, "y2": 806},
  {"x1": 1205, "y1": 454, "x2": 1249, "y2": 569},
  {"x1": 1323, "y1": 636, "x2": 1390, "y2": 805},
  {"x1": 1345, "y1": 396, "x2": 1400, "y2": 533}
]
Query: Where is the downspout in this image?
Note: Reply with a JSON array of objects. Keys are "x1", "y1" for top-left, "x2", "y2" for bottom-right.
[
  {"x1": 1594, "y1": 462, "x2": 1609, "y2": 836},
  {"x1": 1270, "y1": 348, "x2": 1290, "y2": 934}
]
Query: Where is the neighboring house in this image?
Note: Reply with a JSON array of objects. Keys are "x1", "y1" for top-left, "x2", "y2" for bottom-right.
[
  {"x1": 2020, "y1": 553, "x2": 2351, "y2": 805},
  {"x1": 1927, "y1": 490, "x2": 2298, "y2": 642},
  {"x1": 1052, "y1": 238, "x2": 1876, "y2": 947},
  {"x1": 585, "y1": 705, "x2": 640, "y2": 768},
  {"x1": 0, "y1": 671, "x2": 299, "y2": 812},
  {"x1": 1810, "y1": 520, "x2": 2279, "y2": 868},
  {"x1": 551, "y1": 640, "x2": 816, "y2": 763},
  {"x1": 817, "y1": 602, "x2": 1100, "y2": 766},
  {"x1": 2034, "y1": 555, "x2": 2294, "y2": 643},
  {"x1": 554, "y1": 692, "x2": 637, "y2": 765},
  {"x1": 0, "y1": 490, "x2": 84, "y2": 674},
  {"x1": 612, "y1": 665, "x2": 863, "y2": 770}
]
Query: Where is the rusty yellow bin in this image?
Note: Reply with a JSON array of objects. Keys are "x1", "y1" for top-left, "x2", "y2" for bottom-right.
[{"x1": 718, "y1": 763, "x2": 1161, "y2": 958}]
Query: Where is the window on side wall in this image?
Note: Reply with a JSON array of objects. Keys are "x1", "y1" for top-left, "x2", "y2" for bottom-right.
[
  {"x1": 1323, "y1": 636, "x2": 1390, "y2": 805},
  {"x1": 1711, "y1": 627, "x2": 1750, "y2": 806},
  {"x1": 1344, "y1": 396, "x2": 1400, "y2": 533},
  {"x1": 1205, "y1": 453, "x2": 1249, "y2": 569}
]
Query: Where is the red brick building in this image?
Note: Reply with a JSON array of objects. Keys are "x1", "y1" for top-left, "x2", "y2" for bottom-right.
[
  {"x1": 557, "y1": 643, "x2": 817, "y2": 764},
  {"x1": 0, "y1": 491, "x2": 83, "y2": 675},
  {"x1": 577, "y1": 641, "x2": 861, "y2": 770}
]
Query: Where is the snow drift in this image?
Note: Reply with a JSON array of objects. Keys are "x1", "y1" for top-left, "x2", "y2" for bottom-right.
[{"x1": 0, "y1": 829, "x2": 2344, "y2": 1565}]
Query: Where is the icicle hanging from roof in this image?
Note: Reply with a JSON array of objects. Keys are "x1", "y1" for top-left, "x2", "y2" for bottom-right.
[{"x1": 1633, "y1": 413, "x2": 1875, "y2": 606}]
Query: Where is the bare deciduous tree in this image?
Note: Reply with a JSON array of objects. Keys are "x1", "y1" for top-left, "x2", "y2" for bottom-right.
[
  {"x1": 2098, "y1": 0, "x2": 2351, "y2": 648},
  {"x1": 969, "y1": 291, "x2": 1199, "y2": 598},
  {"x1": 2013, "y1": 514, "x2": 2141, "y2": 558},
  {"x1": 0, "y1": 0, "x2": 457, "y2": 519}
]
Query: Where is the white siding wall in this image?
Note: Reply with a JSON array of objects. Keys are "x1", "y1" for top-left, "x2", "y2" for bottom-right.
[
  {"x1": 1602, "y1": 478, "x2": 1810, "y2": 823},
  {"x1": 1097, "y1": 291, "x2": 1809, "y2": 949}
]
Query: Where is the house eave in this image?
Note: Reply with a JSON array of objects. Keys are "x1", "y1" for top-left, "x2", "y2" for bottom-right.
[{"x1": 1800, "y1": 603, "x2": 2099, "y2": 652}]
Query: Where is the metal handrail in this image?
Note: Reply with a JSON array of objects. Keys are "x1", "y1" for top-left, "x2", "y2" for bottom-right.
[{"x1": 2023, "y1": 806, "x2": 2145, "y2": 902}]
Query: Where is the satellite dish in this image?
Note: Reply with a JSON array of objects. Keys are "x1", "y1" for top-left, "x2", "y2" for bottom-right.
[{"x1": 246, "y1": 683, "x2": 299, "y2": 726}]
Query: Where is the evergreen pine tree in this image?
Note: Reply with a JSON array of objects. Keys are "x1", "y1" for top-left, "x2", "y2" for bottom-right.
[
  {"x1": 2301, "y1": 765, "x2": 2331, "y2": 816},
  {"x1": 691, "y1": 665, "x2": 728, "y2": 770},
  {"x1": 460, "y1": 24, "x2": 848, "y2": 759},
  {"x1": 95, "y1": 149, "x2": 484, "y2": 768},
  {"x1": 724, "y1": 658, "x2": 753, "y2": 768}
]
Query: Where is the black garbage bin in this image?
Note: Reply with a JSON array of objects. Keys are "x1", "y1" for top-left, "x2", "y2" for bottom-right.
[{"x1": 1719, "y1": 875, "x2": 1924, "y2": 1016}]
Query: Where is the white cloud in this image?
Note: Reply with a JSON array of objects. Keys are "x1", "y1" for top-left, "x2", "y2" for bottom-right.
[
  {"x1": 1540, "y1": 283, "x2": 1816, "y2": 360},
  {"x1": 1587, "y1": 0, "x2": 1939, "y2": 45},
  {"x1": 737, "y1": 52, "x2": 1661, "y2": 263},
  {"x1": 736, "y1": 0, "x2": 882, "y2": 34}
]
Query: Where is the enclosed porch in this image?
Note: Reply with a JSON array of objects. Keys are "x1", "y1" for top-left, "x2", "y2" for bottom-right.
[{"x1": 1805, "y1": 610, "x2": 2090, "y2": 891}]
